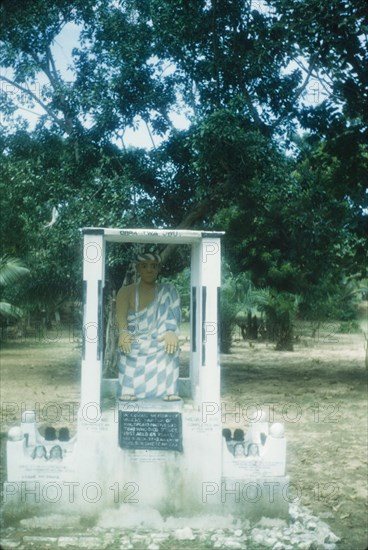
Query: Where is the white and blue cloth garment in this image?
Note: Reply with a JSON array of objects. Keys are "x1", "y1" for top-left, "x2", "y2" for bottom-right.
[{"x1": 118, "y1": 283, "x2": 181, "y2": 398}]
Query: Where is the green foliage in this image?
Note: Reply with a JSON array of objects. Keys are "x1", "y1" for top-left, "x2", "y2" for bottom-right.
[
  {"x1": 0, "y1": 256, "x2": 29, "y2": 287},
  {"x1": 337, "y1": 320, "x2": 361, "y2": 334},
  {"x1": 0, "y1": 0, "x2": 367, "y2": 335},
  {"x1": 219, "y1": 295, "x2": 237, "y2": 354},
  {"x1": 256, "y1": 290, "x2": 300, "y2": 351},
  {"x1": 219, "y1": 279, "x2": 238, "y2": 354},
  {"x1": 300, "y1": 276, "x2": 366, "y2": 323},
  {"x1": 219, "y1": 269, "x2": 259, "y2": 352},
  {"x1": 0, "y1": 256, "x2": 29, "y2": 320},
  {"x1": 219, "y1": 271, "x2": 301, "y2": 351}
]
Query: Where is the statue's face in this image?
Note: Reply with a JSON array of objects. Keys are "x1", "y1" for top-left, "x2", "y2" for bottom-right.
[
  {"x1": 248, "y1": 444, "x2": 258, "y2": 456},
  {"x1": 137, "y1": 260, "x2": 160, "y2": 283},
  {"x1": 35, "y1": 446, "x2": 45, "y2": 458},
  {"x1": 51, "y1": 446, "x2": 62, "y2": 459},
  {"x1": 234, "y1": 444, "x2": 244, "y2": 457}
]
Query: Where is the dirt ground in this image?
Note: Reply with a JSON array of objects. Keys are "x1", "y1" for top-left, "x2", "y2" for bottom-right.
[{"x1": 0, "y1": 316, "x2": 367, "y2": 550}]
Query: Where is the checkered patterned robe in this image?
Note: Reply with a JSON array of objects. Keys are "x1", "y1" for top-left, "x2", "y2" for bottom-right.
[{"x1": 118, "y1": 283, "x2": 181, "y2": 398}]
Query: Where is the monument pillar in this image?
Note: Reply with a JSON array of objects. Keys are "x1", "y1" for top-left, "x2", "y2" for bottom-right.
[
  {"x1": 199, "y1": 237, "x2": 221, "y2": 404},
  {"x1": 80, "y1": 230, "x2": 105, "y2": 409}
]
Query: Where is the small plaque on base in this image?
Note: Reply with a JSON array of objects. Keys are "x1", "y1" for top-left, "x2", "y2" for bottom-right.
[{"x1": 119, "y1": 410, "x2": 183, "y2": 452}]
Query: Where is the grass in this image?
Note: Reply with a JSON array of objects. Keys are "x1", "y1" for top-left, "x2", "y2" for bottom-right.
[{"x1": 0, "y1": 318, "x2": 367, "y2": 549}]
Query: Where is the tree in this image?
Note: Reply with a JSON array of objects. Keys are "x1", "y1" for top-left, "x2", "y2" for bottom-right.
[{"x1": 0, "y1": 0, "x2": 366, "y2": 321}]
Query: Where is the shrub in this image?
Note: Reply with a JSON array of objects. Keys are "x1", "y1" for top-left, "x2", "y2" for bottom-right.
[{"x1": 258, "y1": 291, "x2": 300, "y2": 351}]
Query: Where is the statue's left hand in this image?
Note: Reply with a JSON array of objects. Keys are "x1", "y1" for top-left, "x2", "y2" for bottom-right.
[{"x1": 162, "y1": 331, "x2": 179, "y2": 354}]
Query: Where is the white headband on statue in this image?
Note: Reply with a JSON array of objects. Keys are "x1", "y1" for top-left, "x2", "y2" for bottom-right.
[{"x1": 136, "y1": 252, "x2": 162, "y2": 263}]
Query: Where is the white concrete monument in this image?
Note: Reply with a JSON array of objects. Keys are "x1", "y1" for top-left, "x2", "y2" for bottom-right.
[{"x1": 5, "y1": 228, "x2": 288, "y2": 518}]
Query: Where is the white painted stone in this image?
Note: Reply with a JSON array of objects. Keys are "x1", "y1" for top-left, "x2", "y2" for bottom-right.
[
  {"x1": 78, "y1": 536, "x2": 104, "y2": 548},
  {"x1": 20, "y1": 515, "x2": 81, "y2": 530},
  {"x1": 30, "y1": 536, "x2": 58, "y2": 544},
  {"x1": 174, "y1": 526, "x2": 195, "y2": 540},
  {"x1": 150, "y1": 532, "x2": 170, "y2": 542},
  {"x1": 263, "y1": 537, "x2": 278, "y2": 547},
  {"x1": 58, "y1": 536, "x2": 81, "y2": 547},
  {"x1": 102, "y1": 532, "x2": 115, "y2": 544},
  {"x1": 224, "y1": 539, "x2": 244, "y2": 549},
  {"x1": 0, "y1": 512, "x2": 343, "y2": 550},
  {"x1": 290, "y1": 520, "x2": 305, "y2": 533},
  {"x1": 130, "y1": 534, "x2": 148, "y2": 543},
  {"x1": 257, "y1": 517, "x2": 287, "y2": 529},
  {"x1": 289, "y1": 504, "x2": 301, "y2": 521},
  {"x1": 324, "y1": 532, "x2": 340, "y2": 544},
  {"x1": 0, "y1": 541, "x2": 21, "y2": 549},
  {"x1": 269, "y1": 423, "x2": 284, "y2": 437},
  {"x1": 8, "y1": 427, "x2": 23, "y2": 441},
  {"x1": 251, "y1": 529, "x2": 266, "y2": 545},
  {"x1": 296, "y1": 542, "x2": 313, "y2": 550},
  {"x1": 119, "y1": 536, "x2": 134, "y2": 549}
]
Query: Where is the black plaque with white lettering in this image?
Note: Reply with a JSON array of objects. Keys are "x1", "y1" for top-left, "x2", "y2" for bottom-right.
[{"x1": 118, "y1": 411, "x2": 183, "y2": 452}]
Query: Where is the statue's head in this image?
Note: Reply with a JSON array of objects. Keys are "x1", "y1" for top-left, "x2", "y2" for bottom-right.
[
  {"x1": 136, "y1": 251, "x2": 162, "y2": 282},
  {"x1": 136, "y1": 251, "x2": 162, "y2": 264}
]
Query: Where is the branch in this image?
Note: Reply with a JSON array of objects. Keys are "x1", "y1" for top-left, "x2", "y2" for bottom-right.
[
  {"x1": 43, "y1": 46, "x2": 75, "y2": 135},
  {"x1": 160, "y1": 198, "x2": 212, "y2": 262},
  {"x1": 242, "y1": 86, "x2": 267, "y2": 130},
  {"x1": 176, "y1": 198, "x2": 212, "y2": 229},
  {"x1": 293, "y1": 56, "x2": 318, "y2": 101},
  {"x1": 183, "y1": 78, "x2": 200, "y2": 120},
  {"x1": 270, "y1": 55, "x2": 318, "y2": 131},
  {"x1": 28, "y1": 45, "x2": 77, "y2": 138},
  {"x1": 28, "y1": 48, "x2": 62, "y2": 93},
  {"x1": 211, "y1": 0, "x2": 221, "y2": 108},
  {"x1": 45, "y1": 45, "x2": 62, "y2": 88},
  {"x1": 0, "y1": 74, "x2": 67, "y2": 132},
  {"x1": 155, "y1": 108, "x2": 176, "y2": 133},
  {"x1": 144, "y1": 120, "x2": 157, "y2": 149},
  {"x1": 310, "y1": 71, "x2": 333, "y2": 97}
]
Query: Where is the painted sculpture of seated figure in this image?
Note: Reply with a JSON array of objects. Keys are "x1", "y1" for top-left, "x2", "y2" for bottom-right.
[{"x1": 116, "y1": 251, "x2": 181, "y2": 401}]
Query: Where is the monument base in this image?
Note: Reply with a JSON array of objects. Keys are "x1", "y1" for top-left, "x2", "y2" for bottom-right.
[
  {"x1": 4, "y1": 399, "x2": 288, "y2": 521},
  {"x1": 219, "y1": 476, "x2": 290, "y2": 520}
]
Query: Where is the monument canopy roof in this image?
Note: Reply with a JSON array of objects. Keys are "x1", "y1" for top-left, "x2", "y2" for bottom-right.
[{"x1": 81, "y1": 227, "x2": 225, "y2": 244}]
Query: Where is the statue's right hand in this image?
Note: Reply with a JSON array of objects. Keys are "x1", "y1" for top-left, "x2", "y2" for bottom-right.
[{"x1": 119, "y1": 332, "x2": 134, "y2": 354}]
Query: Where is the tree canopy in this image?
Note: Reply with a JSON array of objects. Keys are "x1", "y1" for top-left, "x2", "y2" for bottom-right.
[{"x1": 0, "y1": 0, "x2": 367, "y2": 318}]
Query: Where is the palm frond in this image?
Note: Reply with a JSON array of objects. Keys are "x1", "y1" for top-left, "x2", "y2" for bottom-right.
[
  {"x1": 0, "y1": 256, "x2": 29, "y2": 286},
  {"x1": 0, "y1": 301, "x2": 23, "y2": 319}
]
